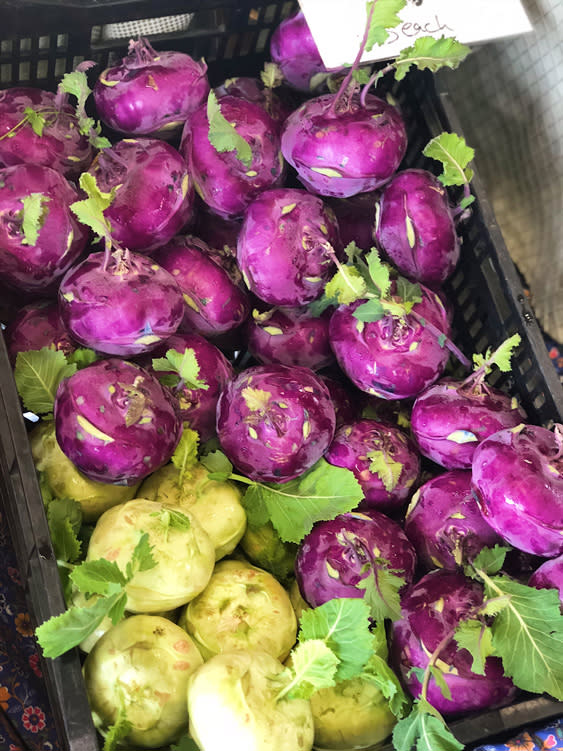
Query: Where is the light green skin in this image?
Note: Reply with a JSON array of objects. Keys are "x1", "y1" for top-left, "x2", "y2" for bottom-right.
[
  {"x1": 181, "y1": 559, "x2": 298, "y2": 662},
  {"x1": 310, "y1": 676, "x2": 397, "y2": 750},
  {"x1": 84, "y1": 614, "x2": 203, "y2": 748},
  {"x1": 139, "y1": 462, "x2": 247, "y2": 561},
  {"x1": 239, "y1": 521, "x2": 298, "y2": 586},
  {"x1": 187, "y1": 650, "x2": 314, "y2": 751},
  {"x1": 87, "y1": 499, "x2": 215, "y2": 612},
  {"x1": 30, "y1": 422, "x2": 139, "y2": 522},
  {"x1": 288, "y1": 578, "x2": 311, "y2": 622}
]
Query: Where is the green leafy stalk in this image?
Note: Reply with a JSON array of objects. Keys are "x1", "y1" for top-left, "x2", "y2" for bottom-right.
[
  {"x1": 58, "y1": 69, "x2": 111, "y2": 149},
  {"x1": 46, "y1": 497, "x2": 83, "y2": 564},
  {"x1": 357, "y1": 559, "x2": 405, "y2": 622},
  {"x1": 423, "y1": 132, "x2": 475, "y2": 211},
  {"x1": 392, "y1": 698, "x2": 464, "y2": 751},
  {"x1": 35, "y1": 534, "x2": 156, "y2": 658},
  {"x1": 276, "y1": 639, "x2": 339, "y2": 701},
  {"x1": 466, "y1": 333, "x2": 522, "y2": 389},
  {"x1": 20, "y1": 193, "x2": 50, "y2": 246},
  {"x1": 14, "y1": 347, "x2": 77, "y2": 415},
  {"x1": 152, "y1": 348, "x2": 209, "y2": 392},
  {"x1": 0, "y1": 106, "x2": 54, "y2": 142},
  {"x1": 70, "y1": 172, "x2": 119, "y2": 257},
  {"x1": 170, "y1": 428, "x2": 200, "y2": 487},
  {"x1": 366, "y1": 0, "x2": 406, "y2": 50},
  {"x1": 207, "y1": 90, "x2": 253, "y2": 168}
]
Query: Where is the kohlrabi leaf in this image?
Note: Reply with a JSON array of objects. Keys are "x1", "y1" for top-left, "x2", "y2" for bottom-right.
[
  {"x1": 35, "y1": 590, "x2": 125, "y2": 658},
  {"x1": 207, "y1": 90, "x2": 253, "y2": 168},
  {"x1": 241, "y1": 459, "x2": 363, "y2": 544},
  {"x1": 261, "y1": 61, "x2": 284, "y2": 89},
  {"x1": 422, "y1": 132, "x2": 475, "y2": 188},
  {"x1": 125, "y1": 531, "x2": 157, "y2": 578},
  {"x1": 171, "y1": 428, "x2": 200, "y2": 486},
  {"x1": 474, "y1": 573, "x2": 563, "y2": 699},
  {"x1": 23, "y1": 106, "x2": 47, "y2": 137},
  {"x1": 353, "y1": 298, "x2": 385, "y2": 322},
  {"x1": 392, "y1": 699, "x2": 464, "y2": 751},
  {"x1": 465, "y1": 544, "x2": 510, "y2": 578},
  {"x1": 357, "y1": 562, "x2": 405, "y2": 622},
  {"x1": 65, "y1": 348, "x2": 99, "y2": 369},
  {"x1": 365, "y1": 248, "x2": 392, "y2": 297},
  {"x1": 352, "y1": 68, "x2": 373, "y2": 85},
  {"x1": 71, "y1": 172, "x2": 118, "y2": 250},
  {"x1": 367, "y1": 449, "x2": 403, "y2": 492},
  {"x1": 14, "y1": 348, "x2": 77, "y2": 415},
  {"x1": 472, "y1": 333, "x2": 522, "y2": 375},
  {"x1": 324, "y1": 266, "x2": 368, "y2": 306},
  {"x1": 277, "y1": 639, "x2": 338, "y2": 700},
  {"x1": 70, "y1": 559, "x2": 127, "y2": 596},
  {"x1": 46, "y1": 497, "x2": 83, "y2": 564},
  {"x1": 453, "y1": 619, "x2": 495, "y2": 676},
  {"x1": 395, "y1": 277, "x2": 423, "y2": 311},
  {"x1": 299, "y1": 598, "x2": 374, "y2": 682},
  {"x1": 200, "y1": 449, "x2": 234, "y2": 482},
  {"x1": 344, "y1": 241, "x2": 365, "y2": 262},
  {"x1": 152, "y1": 348, "x2": 209, "y2": 390},
  {"x1": 361, "y1": 654, "x2": 410, "y2": 719},
  {"x1": 366, "y1": 0, "x2": 406, "y2": 50},
  {"x1": 20, "y1": 193, "x2": 50, "y2": 246},
  {"x1": 59, "y1": 70, "x2": 91, "y2": 117},
  {"x1": 102, "y1": 705, "x2": 132, "y2": 751},
  {"x1": 155, "y1": 507, "x2": 192, "y2": 534},
  {"x1": 393, "y1": 36, "x2": 471, "y2": 82},
  {"x1": 429, "y1": 666, "x2": 452, "y2": 701}
]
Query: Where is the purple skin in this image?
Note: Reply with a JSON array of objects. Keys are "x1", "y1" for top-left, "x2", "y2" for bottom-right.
[
  {"x1": 4, "y1": 300, "x2": 77, "y2": 366},
  {"x1": 214, "y1": 78, "x2": 292, "y2": 128},
  {"x1": 472, "y1": 424, "x2": 563, "y2": 557},
  {"x1": 329, "y1": 285, "x2": 451, "y2": 400},
  {"x1": 0, "y1": 164, "x2": 89, "y2": 293},
  {"x1": 54, "y1": 358, "x2": 182, "y2": 485},
  {"x1": 281, "y1": 92, "x2": 407, "y2": 198},
  {"x1": 237, "y1": 188, "x2": 341, "y2": 306},
  {"x1": 152, "y1": 236, "x2": 251, "y2": 337},
  {"x1": 142, "y1": 333, "x2": 234, "y2": 442},
  {"x1": 317, "y1": 374, "x2": 360, "y2": 429},
  {"x1": 270, "y1": 11, "x2": 331, "y2": 92},
  {"x1": 529, "y1": 555, "x2": 563, "y2": 608},
  {"x1": 246, "y1": 305, "x2": 335, "y2": 372},
  {"x1": 87, "y1": 139, "x2": 194, "y2": 253},
  {"x1": 411, "y1": 377, "x2": 526, "y2": 469},
  {"x1": 374, "y1": 169, "x2": 460, "y2": 287},
  {"x1": 404, "y1": 469, "x2": 502, "y2": 571},
  {"x1": 295, "y1": 509, "x2": 417, "y2": 608},
  {"x1": 325, "y1": 419, "x2": 420, "y2": 513},
  {"x1": 328, "y1": 191, "x2": 379, "y2": 252},
  {"x1": 58, "y1": 251, "x2": 184, "y2": 357},
  {"x1": 93, "y1": 37, "x2": 209, "y2": 137},
  {"x1": 391, "y1": 570, "x2": 517, "y2": 716},
  {"x1": 216, "y1": 363, "x2": 336, "y2": 482},
  {"x1": 0, "y1": 87, "x2": 93, "y2": 178},
  {"x1": 180, "y1": 95, "x2": 285, "y2": 220}
]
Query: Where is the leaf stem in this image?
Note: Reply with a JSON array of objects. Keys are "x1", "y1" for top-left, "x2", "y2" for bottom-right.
[
  {"x1": 410, "y1": 309, "x2": 471, "y2": 368},
  {"x1": 360, "y1": 63, "x2": 394, "y2": 107},
  {"x1": 329, "y1": 0, "x2": 377, "y2": 115}
]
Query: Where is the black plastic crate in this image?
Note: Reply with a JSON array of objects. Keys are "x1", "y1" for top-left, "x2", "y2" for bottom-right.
[{"x1": 0, "y1": 2, "x2": 562, "y2": 750}]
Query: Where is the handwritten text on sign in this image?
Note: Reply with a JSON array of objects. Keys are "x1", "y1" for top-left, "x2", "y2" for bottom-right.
[{"x1": 298, "y1": 0, "x2": 533, "y2": 69}]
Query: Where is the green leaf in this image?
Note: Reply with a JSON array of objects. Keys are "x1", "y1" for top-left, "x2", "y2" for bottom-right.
[
  {"x1": 422, "y1": 131, "x2": 475, "y2": 188},
  {"x1": 20, "y1": 193, "x2": 50, "y2": 246},
  {"x1": 466, "y1": 545, "x2": 510, "y2": 578},
  {"x1": 171, "y1": 736, "x2": 201, "y2": 751},
  {"x1": 367, "y1": 449, "x2": 403, "y2": 492},
  {"x1": 153, "y1": 507, "x2": 192, "y2": 534},
  {"x1": 65, "y1": 348, "x2": 98, "y2": 369},
  {"x1": 394, "y1": 36, "x2": 471, "y2": 82},
  {"x1": 14, "y1": 348, "x2": 77, "y2": 414},
  {"x1": 353, "y1": 298, "x2": 386, "y2": 322},
  {"x1": 36, "y1": 590, "x2": 124, "y2": 658},
  {"x1": 260, "y1": 62, "x2": 284, "y2": 89},
  {"x1": 429, "y1": 666, "x2": 452, "y2": 701},
  {"x1": 361, "y1": 653, "x2": 409, "y2": 719},
  {"x1": 171, "y1": 428, "x2": 200, "y2": 487},
  {"x1": 59, "y1": 70, "x2": 91, "y2": 115},
  {"x1": 242, "y1": 459, "x2": 363, "y2": 544},
  {"x1": 102, "y1": 703, "x2": 132, "y2": 751},
  {"x1": 453, "y1": 619, "x2": 495, "y2": 676},
  {"x1": 207, "y1": 90, "x2": 253, "y2": 168},
  {"x1": 344, "y1": 241, "x2": 365, "y2": 262},
  {"x1": 278, "y1": 639, "x2": 338, "y2": 700},
  {"x1": 472, "y1": 334, "x2": 521, "y2": 375},
  {"x1": 365, "y1": 248, "x2": 392, "y2": 297},
  {"x1": 366, "y1": 0, "x2": 406, "y2": 50},
  {"x1": 70, "y1": 558, "x2": 127, "y2": 596},
  {"x1": 392, "y1": 700, "x2": 464, "y2": 751},
  {"x1": 152, "y1": 348, "x2": 209, "y2": 390},
  {"x1": 352, "y1": 67, "x2": 373, "y2": 85},
  {"x1": 325, "y1": 266, "x2": 368, "y2": 306},
  {"x1": 299, "y1": 598, "x2": 374, "y2": 682},
  {"x1": 478, "y1": 574, "x2": 563, "y2": 699},
  {"x1": 46, "y1": 497, "x2": 83, "y2": 563},
  {"x1": 23, "y1": 106, "x2": 47, "y2": 137},
  {"x1": 356, "y1": 562, "x2": 405, "y2": 622},
  {"x1": 200, "y1": 450, "x2": 233, "y2": 482},
  {"x1": 395, "y1": 277, "x2": 423, "y2": 312},
  {"x1": 125, "y1": 531, "x2": 157, "y2": 580},
  {"x1": 71, "y1": 172, "x2": 118, "y2": 249}
]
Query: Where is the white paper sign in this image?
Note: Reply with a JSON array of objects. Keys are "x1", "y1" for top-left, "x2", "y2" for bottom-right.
[{"x1": 299, "y1": 0, "x2": 533, "y2": 69}]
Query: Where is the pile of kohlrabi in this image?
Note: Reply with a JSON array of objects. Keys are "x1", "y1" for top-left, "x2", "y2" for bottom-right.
[{"x1": 2, "y1": 2, "x2": 563, "y2": 751}]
